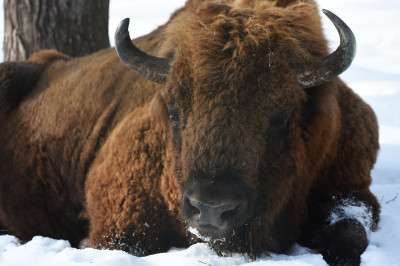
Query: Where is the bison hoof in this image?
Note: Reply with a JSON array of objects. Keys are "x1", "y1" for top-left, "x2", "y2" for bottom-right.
[
  {"x1": 78, "y1": 237, "x2": 90, "y2": 249},
  {"x1": 321, "y1": 218, "x2": 368, "y2": 266}
]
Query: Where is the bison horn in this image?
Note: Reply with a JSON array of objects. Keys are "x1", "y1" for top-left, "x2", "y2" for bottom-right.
[
  {"x1": 297, "y1": 9, "x2": 356, "y2": 88},
  {"x1": 115, "y1": 18, "x2": 171, "y2": 84}
]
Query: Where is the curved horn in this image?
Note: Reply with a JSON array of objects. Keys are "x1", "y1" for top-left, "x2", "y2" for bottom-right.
[
  {"x1": 297, "y1": 9, "x2": 356, "y2": 88},
  {"x1": 115, "y1": 18, "x2": 171, "y2": 84}
]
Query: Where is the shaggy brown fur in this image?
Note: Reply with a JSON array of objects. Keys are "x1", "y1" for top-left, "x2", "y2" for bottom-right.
[{"x1": 0, "y1": 0, "x2": 379, "y2": 265}]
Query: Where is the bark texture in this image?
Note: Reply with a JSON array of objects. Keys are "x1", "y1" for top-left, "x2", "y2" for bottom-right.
[{"x1": 3, "y1": 0, "x2": 110, "y2": 61}]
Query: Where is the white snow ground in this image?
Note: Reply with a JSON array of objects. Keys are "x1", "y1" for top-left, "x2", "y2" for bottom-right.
[{"x1": 1, "y1": 0, "x2": 399, "y2": 265}]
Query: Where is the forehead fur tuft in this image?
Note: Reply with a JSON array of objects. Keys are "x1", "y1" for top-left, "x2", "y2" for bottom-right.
[
  {"x1": 164, "y1": 1, "x2": 327, "y2": 69},
  {"x1": 161, "y1": 0, "x2": 328, "y2": 102}
]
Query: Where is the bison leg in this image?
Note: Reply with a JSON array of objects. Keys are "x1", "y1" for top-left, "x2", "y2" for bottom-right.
[
  {"x1": 319, "y1": 218, "x2": 368, "y2": 266},
  {"x1": 84, "y1": 109, "x2": 189, "y2": 255},
  {"x1": 0, "y1": 222, "x2": 9, "y2": 235},
  {"x1": 300, "y1": 193, "x2": 379, "y2": 266},
  {"x1": 85, "y1": 180, "x2": 189, "y2": 256}
]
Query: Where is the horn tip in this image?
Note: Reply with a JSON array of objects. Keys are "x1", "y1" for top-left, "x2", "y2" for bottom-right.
[
  {"x1": 118, "y1": 18, "x2": 130, "y2": 32},
  {"x1": 115, "y1": 18, "x2": 131, "y2": 44},
  {"x1": 321, "y1": 9, "x2": 336, "y2": 21}
]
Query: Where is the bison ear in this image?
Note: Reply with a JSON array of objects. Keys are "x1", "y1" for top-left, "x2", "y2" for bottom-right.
[{"x1": 151, "y1": 92, "x2": 170, "y2": 127}]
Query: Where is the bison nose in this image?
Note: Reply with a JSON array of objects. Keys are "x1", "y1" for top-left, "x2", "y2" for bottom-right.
[
  {"x1": 181, "y1": 179, "x2": 250, "y2": 229},
  {"x1": 184, "y1": 196, "x2": 241, "y2": 228}
]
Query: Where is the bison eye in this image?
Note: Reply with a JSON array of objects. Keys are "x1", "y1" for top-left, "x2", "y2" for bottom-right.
[
  {"x1": 269, "y1": 116, "x2": 289, "y2": 128},
  {"x1": 267, "y1": 111, "x2": 292, "y2": 146},
  {"x1": 167, "y1": 103, "x2": 182, "y2": 146},
  {"x1": 269, "y1": 108, "x2": 293, "y2": 128},
  {"x1": 167, "y1": 104, "x2": 180, "y2": 123},
  {"x1": 169, "y1": 114, "x2": 179, "y2": 123}
]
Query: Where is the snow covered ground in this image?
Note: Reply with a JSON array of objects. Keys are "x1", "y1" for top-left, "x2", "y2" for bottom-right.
[{"x1": 1, "y1": 0, "x2": 399, "y2": 265}]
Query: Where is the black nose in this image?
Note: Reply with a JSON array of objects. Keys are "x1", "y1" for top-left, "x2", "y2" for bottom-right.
[
  {"x1": 181, "y1": 179, "x2": 250, "y2": 229},
  {"x1": 184, "y1": 196, "x2": 241, "y2": 228}
]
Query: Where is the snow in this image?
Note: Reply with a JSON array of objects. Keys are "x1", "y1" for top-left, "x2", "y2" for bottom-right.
[
  {"x1": 329, "y1": 199, "x2": 373, "y2": 233},
  {"x1": 0, "y1": 0, "x2": 399, "y2": 265}
]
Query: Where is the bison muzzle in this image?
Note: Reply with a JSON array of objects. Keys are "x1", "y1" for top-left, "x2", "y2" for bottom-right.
[{"x1": 182, "y1": 177, "x2": 251, "y2": 230}]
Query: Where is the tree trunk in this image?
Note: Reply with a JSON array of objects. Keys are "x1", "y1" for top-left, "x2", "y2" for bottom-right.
[{"x1": 3, "y1": 0, "x2": 110, "y2": 61}]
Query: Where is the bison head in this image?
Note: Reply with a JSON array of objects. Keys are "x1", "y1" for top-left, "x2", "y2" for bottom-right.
[{"x1": 115, "y1": 3, "x2": 355, "y2": 255}]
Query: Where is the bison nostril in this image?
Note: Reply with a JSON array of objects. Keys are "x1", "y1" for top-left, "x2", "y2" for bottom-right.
[
  {"x1": 221, "y1": 204, "x2": 240, "y2": 220},
  {"x1": 181, "y1": 180, "x2": 250, "y2": 229},
  {"x1": 183, "y1": 196, "x2": 244, "y2": 228},
  {"x1": 184, "y1": 197, "x2": 200, "y2": 217}
]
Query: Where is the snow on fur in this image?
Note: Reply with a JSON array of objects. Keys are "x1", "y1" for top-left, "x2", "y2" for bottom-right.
[{"x1": 329, "y1": 198, "x2": 373, "y2": 233}]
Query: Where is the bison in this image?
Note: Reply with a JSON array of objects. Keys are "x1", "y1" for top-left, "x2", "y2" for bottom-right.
[{"x1": 0, "y1": 0, "x2": 380, "y2": 265}]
